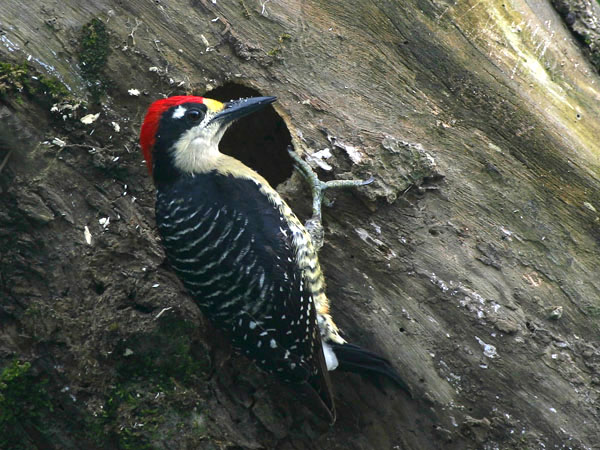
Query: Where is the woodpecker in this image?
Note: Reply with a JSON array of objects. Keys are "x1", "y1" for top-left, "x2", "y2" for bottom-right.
[{"x1": 140, "y1": 95, "x2": 409, "y2": 422}]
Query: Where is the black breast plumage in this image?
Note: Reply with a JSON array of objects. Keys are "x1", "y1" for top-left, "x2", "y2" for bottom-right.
[{"x1": 155, "y1": 172, "x2": 323, "y2": 383}]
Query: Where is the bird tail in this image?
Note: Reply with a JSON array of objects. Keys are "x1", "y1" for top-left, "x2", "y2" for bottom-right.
[{"x1": 329, "y1": 342, "x2": 412, "y2": 396}]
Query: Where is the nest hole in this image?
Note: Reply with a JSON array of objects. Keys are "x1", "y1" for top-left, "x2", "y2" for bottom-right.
[{"x1": 203, "y1": 83, "x2": 293, "y2": 187}]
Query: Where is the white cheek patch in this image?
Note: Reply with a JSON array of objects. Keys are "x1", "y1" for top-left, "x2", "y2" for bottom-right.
[
  {"x1": 169, "y1": 113, "x2": 231, "y2": 174},
  {"x1": 171, "y1": 122, "x2": 222, "y2": 173},
  {"x1": 172, "y1": 105, "x2": 187, "y2": 119}
]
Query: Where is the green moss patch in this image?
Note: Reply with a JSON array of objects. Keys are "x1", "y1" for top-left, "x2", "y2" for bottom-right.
[
  {"x1": 91, "y1": 318, "x2": 211, "y2": 448},
  {"x1": 0, "y1": 360, "x2": 53, "y2": 449},
  {"x1": 0, "y1": 61, "x2": 69, "y2": 104},
  {"x1": 0, "y1": 62, "x2": 28, "y2": 93},
  {"x1": 79, "y1": 18, "x2": 110, "y2": 99},
  {"x1": 115, "y1": 317, "x2": 209, "y2": 386}
]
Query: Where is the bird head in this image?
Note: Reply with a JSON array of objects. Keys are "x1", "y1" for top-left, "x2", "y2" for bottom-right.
[{"x1": 140, "y1": 95, "x2": 276, "y2": 182}]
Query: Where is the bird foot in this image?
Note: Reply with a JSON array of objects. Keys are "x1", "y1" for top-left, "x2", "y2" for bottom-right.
[{"x1": 287, "y1": 146, "x2": 373, "y2": 250}]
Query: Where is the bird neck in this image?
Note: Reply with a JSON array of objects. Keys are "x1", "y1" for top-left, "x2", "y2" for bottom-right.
[
  {"x1": 155, "y1": 140, "x2": 271, "y2": 192},
  {"x1": 170, "y1": 129, "x2": 269, "y2": 183},
  {"x1": 210, "y1": 153, "x2": 270, "y2": 186}
]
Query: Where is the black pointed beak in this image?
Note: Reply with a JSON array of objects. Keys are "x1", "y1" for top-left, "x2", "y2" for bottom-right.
[{"x1": 209, "y1": 96, "x2": 277, "y2": 126}]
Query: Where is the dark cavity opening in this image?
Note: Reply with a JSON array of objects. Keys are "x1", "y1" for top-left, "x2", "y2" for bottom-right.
[{"x1": 203, "y1": 83, "x2": 293, "y2": 187}]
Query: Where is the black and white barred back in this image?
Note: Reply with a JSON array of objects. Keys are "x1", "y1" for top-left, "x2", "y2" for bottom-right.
[{"x1": 155, "y1": 172, "x2": 325, "y2": 384}]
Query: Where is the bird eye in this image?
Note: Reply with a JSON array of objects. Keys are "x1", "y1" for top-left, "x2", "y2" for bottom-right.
[{"x1": 185, "y1": 109, "x2": 203, "y2": 123}]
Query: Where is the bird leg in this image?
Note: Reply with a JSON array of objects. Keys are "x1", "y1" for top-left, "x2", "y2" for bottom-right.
[{"x1": 287, "y1": 146, "x2": 373, "y2": 250}]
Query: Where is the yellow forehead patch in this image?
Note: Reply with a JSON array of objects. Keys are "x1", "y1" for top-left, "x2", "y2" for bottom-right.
[{"x1": 203, "y1": 98, "x2": 225, "y2": 113}]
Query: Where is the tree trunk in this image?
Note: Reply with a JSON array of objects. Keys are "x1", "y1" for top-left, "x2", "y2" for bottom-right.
[{"x1": 1, "y1": 0, "x2": 600, "y2": 448}]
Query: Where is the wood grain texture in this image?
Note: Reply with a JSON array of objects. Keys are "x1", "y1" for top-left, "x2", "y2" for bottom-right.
[{"x1": 1, "y1": 0, "x2": 600, "y2": 448}]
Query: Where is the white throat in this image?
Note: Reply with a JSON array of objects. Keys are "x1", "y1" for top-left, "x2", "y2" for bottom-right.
[{"x1": 171, "y1": 122, "x2": 229, "y2": 173}]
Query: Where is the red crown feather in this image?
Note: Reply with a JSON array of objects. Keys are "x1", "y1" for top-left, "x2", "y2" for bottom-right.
[{"x1": 139, "y1": 96, "x2": 206, "y2": 174}]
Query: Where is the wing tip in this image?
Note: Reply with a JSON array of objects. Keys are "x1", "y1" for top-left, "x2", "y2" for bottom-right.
[{"x1": 309, "y1": 340, "x2": 337, "y2": 424}]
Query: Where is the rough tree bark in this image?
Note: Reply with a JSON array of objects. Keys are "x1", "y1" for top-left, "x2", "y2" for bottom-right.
[{"x1": 1, "y1": 0, "x2": 600, "y2": 449}]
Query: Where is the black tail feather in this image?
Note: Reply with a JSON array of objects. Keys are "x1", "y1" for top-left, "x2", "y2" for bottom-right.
[
  {"x1": 330, "y1": 342, "x2": 412, "y2": 397},
  {"x1": 308, "y1": 341, "x2": 337, "y2": 424}
]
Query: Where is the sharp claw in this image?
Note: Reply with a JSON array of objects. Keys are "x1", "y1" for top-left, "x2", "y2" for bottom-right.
[{"x1": 361, "y1": 176, "x2": 375, "y2": 186}]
